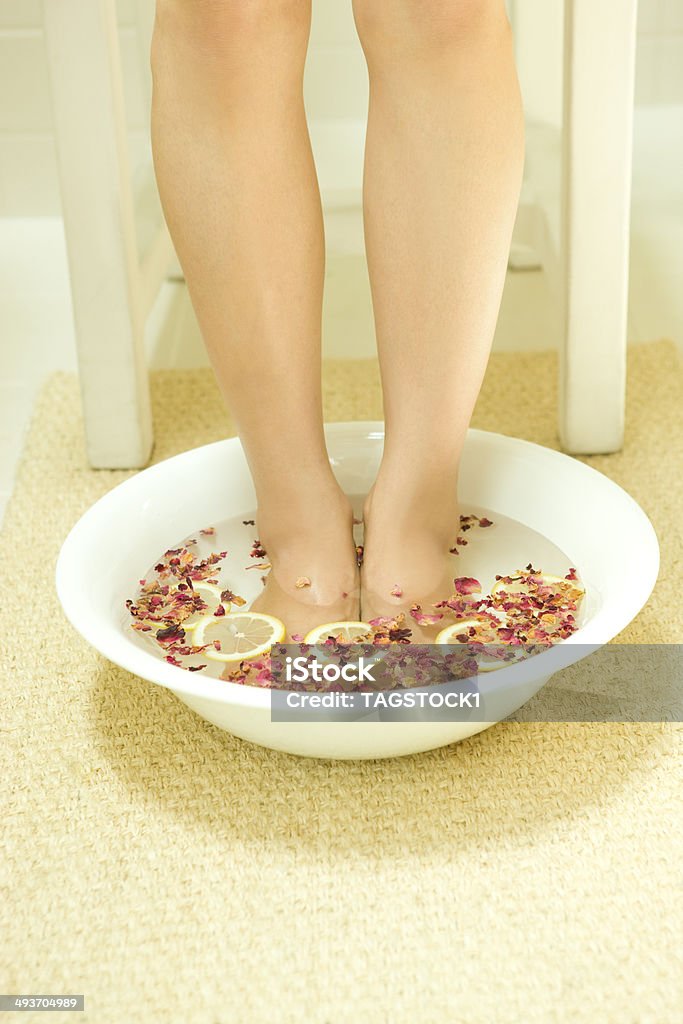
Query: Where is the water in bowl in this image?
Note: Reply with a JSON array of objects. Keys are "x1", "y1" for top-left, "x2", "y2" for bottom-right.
[{"x1": 125, "y1": 496, "x2": 585, "y2": 682}]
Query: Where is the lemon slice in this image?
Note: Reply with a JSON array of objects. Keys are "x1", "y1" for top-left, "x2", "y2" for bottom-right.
[
  {"x1": 132, "y1": 618, "x2": 170, "y2": 633},
  {"x1": 193, "y1": 580, "x2": 224, "y2": 603},
  {"x1": 193, "y1": 611, "x2": 285, "y2": 662},
  {"x1": 490, "y1": 577, "x2": 531, "y2": 598},
  {"x1": 434, "y1": 619, "x2": 488, "y2": 644},
  {"x1": 304, "y1": 621, "x2": 374, "y2": 644},
  {"x1": 435, "y1": 619, "x2": 520, "y2": 673},
  {"x1": 475, "y1": 650, "x2": 526, "y2": 672},
  {"x1": 181, "y1": 581, "x2": 232, "y2": 632},
  {"x1": 533, "y1": 572, "x2": 583, "y2": 590}
]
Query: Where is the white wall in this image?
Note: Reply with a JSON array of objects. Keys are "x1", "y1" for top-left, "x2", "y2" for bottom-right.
[
  {"x1": 634, "y1": 0, "x2": 683, "y2": 104},
  {"x1": 0, "y1": 0, "x2": 370, "y2": 216},
  {"x1": 306, "y1": 1, "x2": 366, "y2": 124},
  {"x1": 511, "y1": 0, "x2": 564, "y2": 130},
  {"x1": 0, "y1": 0, "x2": 151, "y2": 214},
  {"x1": 512, "y1": 0, "x2": 683, "y2": 127},
  {"x1": 2, "y1": 0, "x2": 683, "y2": 216}
]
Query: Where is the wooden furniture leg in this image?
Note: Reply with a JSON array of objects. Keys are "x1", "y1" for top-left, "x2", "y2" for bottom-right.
[{"x1": 559, "y1": 0, "x2": 639, "y2": 454}]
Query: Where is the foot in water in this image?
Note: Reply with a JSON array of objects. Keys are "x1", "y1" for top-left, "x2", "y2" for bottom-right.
[
  {"x1": 249, "y1": 490, "x2": 360, "y2": 640},
  {"x1": 360, "y1": 481, "x2": 459, "y2": 643}
]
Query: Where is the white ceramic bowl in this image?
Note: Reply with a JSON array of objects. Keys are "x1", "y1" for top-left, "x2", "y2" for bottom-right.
[{"x1": 56, "y1": 423, "x2": 659, "y2": 759}]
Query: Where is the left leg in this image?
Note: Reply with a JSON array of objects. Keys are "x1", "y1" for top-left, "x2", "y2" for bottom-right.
[
  {"x1": 352, "y1": 0, "x2": 525, "y2": 632},
  {"x1": 150, "y1": 0, "x2": 359, "y2": 640}
]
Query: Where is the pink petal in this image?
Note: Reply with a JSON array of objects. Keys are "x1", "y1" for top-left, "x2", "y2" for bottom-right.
[
  {"x1": 409, "y1": 604, "x2": 444, "y2": 626},
  {"x1": 453, "y1": 576, "x2": 481, "y2": 595}
]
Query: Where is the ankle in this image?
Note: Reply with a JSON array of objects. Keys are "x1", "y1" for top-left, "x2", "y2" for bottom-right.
[
  {"x1": 364, "y1": 473, "x2": 459, "y2": 545},
  {"x1": 258, "y1": 486, "x2": 354, "y2": 555}
]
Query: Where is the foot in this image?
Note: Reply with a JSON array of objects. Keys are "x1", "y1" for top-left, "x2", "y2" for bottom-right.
[
  {"x1": 360, "y1": 480, "x2": 459, "y2": 643},
  {"x1": 249, "y1": 488, "x2": 360, "y2": 640}
]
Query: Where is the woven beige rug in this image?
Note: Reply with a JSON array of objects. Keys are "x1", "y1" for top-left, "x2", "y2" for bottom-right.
[{"x1": 1, "y1": 342, "x2": 681, "y2": 1023}]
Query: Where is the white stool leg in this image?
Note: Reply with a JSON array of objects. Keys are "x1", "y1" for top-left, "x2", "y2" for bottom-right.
[
  {"x1": 559, "y1": 0, "x2": 638, "y2": 454},
  {"x1": 44, "y1": 0, "x2": 153, "y2": 469}
]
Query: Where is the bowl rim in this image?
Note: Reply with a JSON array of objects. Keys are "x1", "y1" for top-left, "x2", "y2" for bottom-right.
[{"x1": 55, "y1": 423, "x2": 660, "y2": 708}]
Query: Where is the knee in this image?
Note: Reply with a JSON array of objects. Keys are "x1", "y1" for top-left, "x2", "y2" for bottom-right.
[
  {"x1": 153, "y1": 0, "x2": 310, "y2": 58},
  {"x1": 353, "y1": 0, "x2": 512, "y2": 63}
]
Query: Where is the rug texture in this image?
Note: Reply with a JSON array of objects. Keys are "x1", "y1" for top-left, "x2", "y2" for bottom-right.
[{"x1": 1, "y1": 341, "x2": 681, "y2": 1024}]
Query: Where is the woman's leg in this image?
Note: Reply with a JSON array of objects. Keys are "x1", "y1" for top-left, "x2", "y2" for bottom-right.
[
  {"x1": 352, "y1": 0, "x2": 525, "y2": 631},
  {"x1": 151, "y1": 0, "x2": 359, "y2": 637}
]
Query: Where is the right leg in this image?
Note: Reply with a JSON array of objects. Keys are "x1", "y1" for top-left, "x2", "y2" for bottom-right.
[
  {"x1": 151, "y1": 0, "x2": 359, "y2": 637},
  {"x1": 353, "y1": 0, "x2": 524, "y2": 637}
]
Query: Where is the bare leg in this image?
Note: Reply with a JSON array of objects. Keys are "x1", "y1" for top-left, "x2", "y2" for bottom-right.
[
  {"x1": 151, "y1": 0, "x2": 359, "y2": 638},
  {"x1": 352, "y1": 0, "x2": 525, "y2": 636}
]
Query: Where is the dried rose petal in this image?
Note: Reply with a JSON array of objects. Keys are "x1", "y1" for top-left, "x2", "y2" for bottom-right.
[
  {"x1": 128, "y1": 514, "x2": 584, "y2": 682},
  {"x1": 156, "y1": 624, "x2": 186, "y2": 643},
  {"x1": 214, "y1": 605, "x2": 226, "y2": 617},
  {"x1": 497, "y1": 626, "x2": 516, "y2": 641},
  {"x1": 295, "y1": 576, "x2": 311, "y2": 589},
  {"x1": 368, "y1": 615, "x2": 397, "y2": 628},
  {"x1": 200, "y1": 527, "x2": 215, "y2": 536},
  {"x1": 389, "y1": 627, "x2": 413, "y2": 643},
  {"x1": 409, "y1": 604, "x2": 444, "y2": 626},
  {"x1": 453, "y1": 577, "x2": 481, "y2": 595}
]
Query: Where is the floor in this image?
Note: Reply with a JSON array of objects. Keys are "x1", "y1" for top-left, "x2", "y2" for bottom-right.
[
  {"x1": 0, "y1": 219, "x2": 78, "y2": 524},
  {"x1": 0, "y1": 215, "x2": 560, "y2": 527},
  {"x1": 4, "y1": 337, "x2": 681, "y2": 1023}
]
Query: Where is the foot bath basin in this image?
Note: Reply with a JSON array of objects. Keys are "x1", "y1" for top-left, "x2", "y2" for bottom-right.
[{"x1": 56, "y1": 423, "x2": 659, "y2": 759}]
